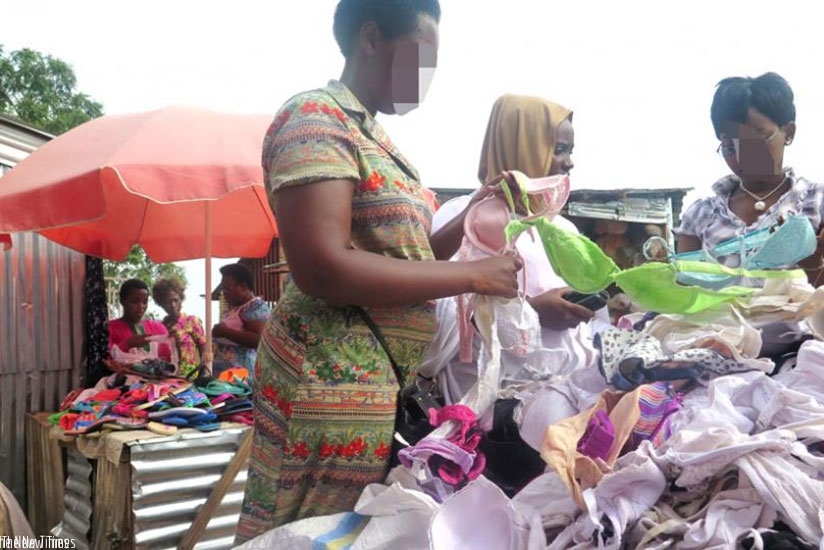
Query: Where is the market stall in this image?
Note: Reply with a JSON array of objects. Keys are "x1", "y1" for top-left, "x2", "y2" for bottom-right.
[
  {"x1": 0, "y1": 106, "x2": 277, "y2": 549},
  {"x1": 28, "y1": 412, "x2": 250, "y2": 550}
]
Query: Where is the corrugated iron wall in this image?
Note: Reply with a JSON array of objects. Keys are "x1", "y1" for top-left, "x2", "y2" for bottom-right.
[
  {"x1": 52, "y1": 448, "x2": 94, "y2": 550},
  {"x1": 130, "y1": 427, "x2": 249, "y2": 550},
  {"x1": 0, "y1": 232, "x2": 86, "y2": 508}
]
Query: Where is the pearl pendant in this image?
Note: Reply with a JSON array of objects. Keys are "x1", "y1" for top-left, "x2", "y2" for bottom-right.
[{"x1": 754, "y1": 200, "x2": 766, "y2": 212}]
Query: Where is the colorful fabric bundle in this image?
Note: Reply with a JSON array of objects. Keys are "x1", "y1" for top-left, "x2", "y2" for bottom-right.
[{"x1": 627, "y1": 382, "x2": 683, "y2": 450}]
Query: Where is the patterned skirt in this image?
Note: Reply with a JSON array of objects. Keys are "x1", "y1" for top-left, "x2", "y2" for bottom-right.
[{"x1": 235, "y1": 286, "x2": 433, "y2": 543}]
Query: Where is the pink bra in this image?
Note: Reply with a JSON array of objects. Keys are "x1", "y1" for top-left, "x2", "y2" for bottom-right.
[
  {"x1": 463, "y1": 171, "x2": 570, "y2": 255},
  {"x1": 457, "y1": 171, "x2": 571, "y2": 362}
]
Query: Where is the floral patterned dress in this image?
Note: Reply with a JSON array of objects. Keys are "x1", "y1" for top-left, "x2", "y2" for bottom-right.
[
  {"x1": 166, "y1": 313, "x2": 207, "y2": 377},
  {"x1": 235, "y1": 81, "x2": 437, "y2": 542}
]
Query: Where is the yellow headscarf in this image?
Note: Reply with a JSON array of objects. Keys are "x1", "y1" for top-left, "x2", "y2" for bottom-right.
[{"x1": 477, "y1": 94, "x2": 573, "y2": 184}]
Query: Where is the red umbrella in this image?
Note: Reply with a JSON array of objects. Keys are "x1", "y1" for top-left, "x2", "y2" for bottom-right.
[{"x1": 0, "y1": 106, "x2": 278, "y2": 367}]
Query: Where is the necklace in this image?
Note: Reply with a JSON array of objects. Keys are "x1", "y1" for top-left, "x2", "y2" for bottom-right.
[{"x1": 738, "y1": 178, "x2": 787, "y2": 212}]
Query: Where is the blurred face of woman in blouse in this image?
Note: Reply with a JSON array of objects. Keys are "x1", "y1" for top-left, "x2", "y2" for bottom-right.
[
  {"x1": 161, "y1": 291, "x2": 183, "y2": 319},
  {"x1": 373, "y1": 14, "x2": 439, "y2": 115}
]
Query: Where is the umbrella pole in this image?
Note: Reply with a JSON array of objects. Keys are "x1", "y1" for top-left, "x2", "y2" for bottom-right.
[{"x1": 204, "y1": 201, "x2": 214, "y2": 373}]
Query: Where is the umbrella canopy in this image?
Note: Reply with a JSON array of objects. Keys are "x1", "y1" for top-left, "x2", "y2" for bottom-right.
[
  {"x1": 0, "y1": 105, "x2": 277, "y2": 262},
  {"x1": 0, "y1": 105, "x2": 278, "y2": 370}
]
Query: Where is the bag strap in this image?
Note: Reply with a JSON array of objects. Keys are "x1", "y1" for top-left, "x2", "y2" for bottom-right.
[{"x1": 353, "y1": 307, "x2": 405, "y2": 390}]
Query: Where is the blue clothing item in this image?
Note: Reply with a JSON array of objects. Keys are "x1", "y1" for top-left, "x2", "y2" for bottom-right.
[
  {"x1": 670, "y1": 215, "x2": 816, "y2": 289},
  {"x1": 675, "y1": 167, "x2": 824, "y2": 287}
]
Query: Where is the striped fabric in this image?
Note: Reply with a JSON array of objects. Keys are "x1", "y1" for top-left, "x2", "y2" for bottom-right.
[{"x1": 627, "y1": 382, "x2": 683, "y2": 450}]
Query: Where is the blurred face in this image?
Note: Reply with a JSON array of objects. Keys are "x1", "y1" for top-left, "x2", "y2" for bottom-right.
[
  {"x1": 122, "y1": 288, "x2": 149, "y2": 323},
  {"x1": 161, "y1": 291, "x2": 182, "y2": 318},
  {"x1": 375, "y1": 14, "x2": 439, "y2": 115},
  {"x1": 549, "y1": 119, "x2": 575, "y2": 176},
  {"x1": 718, "y1": 107, "x2": 794, "y2": 181},
  {"x1": 220, "y1": 275, "x2": 245, "y2": 307}
]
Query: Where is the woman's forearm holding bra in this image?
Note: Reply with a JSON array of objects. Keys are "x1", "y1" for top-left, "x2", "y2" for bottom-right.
[{"x1": 274, "y1": 179, "x2": 520, "y2": 308}]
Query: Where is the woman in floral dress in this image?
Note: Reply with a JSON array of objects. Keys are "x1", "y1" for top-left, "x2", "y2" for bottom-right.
[
  {"x1": 235, "y1": 0, "x2": 522, "y2": 542},
  {"x1": 151, "y1": 278, "x2": 206, "y2": 377}
]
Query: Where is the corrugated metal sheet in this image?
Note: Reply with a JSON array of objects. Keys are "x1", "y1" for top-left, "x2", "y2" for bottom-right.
[
  {"x1": 52, "y1": 448, "x2": 93, "y2": 550},
  {"x1": 0, "y1": 231, "x2": 86, "y2": 508},
  {"x1": 130, "y1": 427, "x2": 249, "y2": 550}
]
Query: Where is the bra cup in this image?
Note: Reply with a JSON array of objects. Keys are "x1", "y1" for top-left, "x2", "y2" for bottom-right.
[
  {"x1": 614, "y1": 262, "x2": 751, "y2": 314},
  {"x1": 745, "y1": 215, "x2": 817, "y2": 269},
  {"x1": 615, "y1": 263, "x2": 698, "y2": 313},
  {"x1": 521, "y1": 174, "x2": 570, "y2": 220},
  {"x1": 526, "y1": 218, "x2": 619, "y2": 294},
  {"x1": 464, "y1": 195, "x2": 513, "y2": 256}
]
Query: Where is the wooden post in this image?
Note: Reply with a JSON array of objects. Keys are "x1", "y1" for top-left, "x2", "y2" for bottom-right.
[
  {"x1": 177, "y1": 429, "x2": 253, "y2": 550},
  {"x1": 26, "y1": 413, "x2": 65, "y2": 537}
]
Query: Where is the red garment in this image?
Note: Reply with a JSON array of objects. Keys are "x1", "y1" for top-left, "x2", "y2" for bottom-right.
[{"x1": 107, "y1": 318, "x2": 172, "y2": 361}]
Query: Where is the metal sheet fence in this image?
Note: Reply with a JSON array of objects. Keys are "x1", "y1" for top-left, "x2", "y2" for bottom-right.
[{"x1": 0, "y1": 232, "x2": 85, "y2": 508}]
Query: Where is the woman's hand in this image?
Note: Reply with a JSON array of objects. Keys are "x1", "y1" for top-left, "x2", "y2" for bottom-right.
[
  {"x1": 212, "y1": 323, "x2": 228, "y2": 339},
  {"x1": 124, "y1": 334, "x2": 150, "y2": 349},
  {"x1": 429, "y1": 172, "x2": 519, "y2": 260},
  {"x1": 528, "y1": 287, "x2": 594, "y2": 330},
  {"x1": 469, "y1": 255, "x2": 524, "y2": 299}
]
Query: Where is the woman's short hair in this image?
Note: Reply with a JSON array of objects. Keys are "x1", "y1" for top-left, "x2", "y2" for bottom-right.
[
  {"x1": 711, "y1": 72, "x2": 796, "y2": 139},
  {"x1": 333, "y1": 0, "x2": 441, "y2": 58},
  {"x1": 220, "y1": 263, "x2": 255, "y2": 292},
  {"x1": 152, "y1": 277, "x2": 186, "y2": 305},
  {"x1": 119, "y1": 278, "x2": 149, "y2": 303}
]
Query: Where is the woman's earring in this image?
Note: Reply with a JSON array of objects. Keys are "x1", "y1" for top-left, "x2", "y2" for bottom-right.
[{"x1": 785, "y1": 138, "x2": 793, "y2": 145}]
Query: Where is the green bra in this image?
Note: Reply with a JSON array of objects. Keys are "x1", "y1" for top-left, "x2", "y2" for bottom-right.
[{"x1": 499, "y1": 173, "x2": 805, "y2": 315}]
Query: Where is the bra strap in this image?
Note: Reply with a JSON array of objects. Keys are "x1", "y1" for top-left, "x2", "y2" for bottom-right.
[{"x1": 674, "y1": 260, "x2": 806, "y2": 280}]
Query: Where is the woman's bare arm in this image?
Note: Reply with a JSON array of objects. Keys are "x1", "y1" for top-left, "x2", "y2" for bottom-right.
[{"x1": 273, "y1": 179, "x2": 521, "y2": 307}]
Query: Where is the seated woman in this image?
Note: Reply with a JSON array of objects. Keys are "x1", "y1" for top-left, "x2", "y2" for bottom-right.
[
  {"x1": 675, "y1": 72, "x2": 824, "y2": 358},
  {"x1": 152, "y1": 277, "x2": 207, "y2": 377},
  {"x1": 211, "y1": 263, "x2": 270, "y2": 374},
  {"x1": 108, "y1": 278, "x2": 171, "y2": 362},
  {"x1": 426, "y1": 94, "x2": 609, "y2": 403},
  {"x1": 676, "y1": 72, "x2": 824, "y2": 282}
]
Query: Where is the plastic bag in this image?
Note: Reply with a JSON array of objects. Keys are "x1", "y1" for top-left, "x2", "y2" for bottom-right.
[{"x1": 110, "y1": 335, "x2": 178, "y2": 369}]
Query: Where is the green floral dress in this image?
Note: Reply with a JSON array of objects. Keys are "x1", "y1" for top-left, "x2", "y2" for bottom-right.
[{"x1": 236, "y1": 80, "x2": 437, "y2": 542}]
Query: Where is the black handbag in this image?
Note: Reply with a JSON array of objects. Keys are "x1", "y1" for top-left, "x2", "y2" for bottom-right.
[{"x1": 354, "y1": 307, "x2": 443, "y2": 463}]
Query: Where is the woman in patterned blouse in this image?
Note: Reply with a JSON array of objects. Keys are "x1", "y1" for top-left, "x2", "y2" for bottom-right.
[
  {"x1": 235, "y1": 0, "x2": 523, "y2": 542},
  {"x1": 151, "y1": 277, "x2": 207, "y2": 377},
  {"x1": 676, "y1": 72, "x2": 824, "y2": 287}
]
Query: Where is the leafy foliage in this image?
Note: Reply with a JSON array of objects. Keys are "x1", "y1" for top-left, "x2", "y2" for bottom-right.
[
  {"x1": 0, "y1": 45, "x2": 103, "y2": 134},
  {"x1": 103, "y1": 245, "x2": 187, "y2": 288}
]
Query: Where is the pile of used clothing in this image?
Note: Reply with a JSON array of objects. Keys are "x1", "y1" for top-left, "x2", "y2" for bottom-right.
[
  {"x1": 51, "y1": 360, "x2": 253, "y2": 436},
  {"x1": 237, "y1": 281, "x2": 824, "y2": 549}
]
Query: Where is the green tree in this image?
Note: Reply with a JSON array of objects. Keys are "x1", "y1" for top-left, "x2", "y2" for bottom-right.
[
  {"x1": 0, "y1": 45, "x2": 103, "y2": 135},
  {"x1": 104, "y1": 246, "x2": 188, "y2": 319},
  {"x1": 104, "y1": 245, "x2": 188, "y2": 288}
]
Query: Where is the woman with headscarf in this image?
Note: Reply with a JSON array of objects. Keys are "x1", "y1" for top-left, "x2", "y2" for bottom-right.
[
  {"x1": 425, "y1": 94, "x2": 608, "y2": 403},
  {"x1": 422, "y1": 94, "x2": 611, "y2": 495}
]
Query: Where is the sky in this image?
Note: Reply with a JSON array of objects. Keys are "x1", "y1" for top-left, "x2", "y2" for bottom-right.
[{"x1": 4, "y1": 0, "x2": 824, "y2": 322}]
